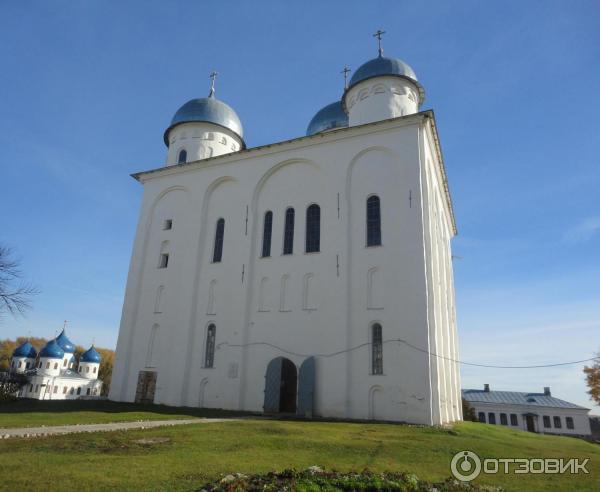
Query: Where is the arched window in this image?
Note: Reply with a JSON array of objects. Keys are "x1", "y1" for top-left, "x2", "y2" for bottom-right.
[
  {"x1": 305, "y1": 204, "x2": 320, "y2": 253},
  {"x1": 177, "y1": 149, "x2": 187, "y2": 164},
  {"x1": 283, "y1": 207, "x2": 295, "y2": 255},
  {"x1": 212, "y1": 218, "x2": 225, "y2": 263},
  {"x1": 261, "y1": 211, "x2": 273, "y2": 258},
  {"x1": 371, "y1": 323, "x2": 383, "y2": 375},
  {"x1": 205, "y1": 324, "x2": 216, "y2": 368},
  {"x1": 366, "y1": 195, "x2": 381, "y2": 246}
]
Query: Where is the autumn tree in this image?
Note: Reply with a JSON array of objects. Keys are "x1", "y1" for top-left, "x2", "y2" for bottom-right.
[
  {"x1": 462, "y1": 398, "x2": 478, "y2": 422},
  {"x1": 583, "y1": 352, "x2": 600, "y2": 406}
]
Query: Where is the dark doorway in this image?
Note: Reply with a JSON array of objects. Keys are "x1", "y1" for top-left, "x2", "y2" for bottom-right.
[
  {"x1": 135, "y1": 370, "x2": 157, "y2": 404},
  {"x1": 279, "y1": 358, "x2": 297, "y2": 413},
  {"x1": 263, "y1": 357, "x2": 297, "y2": 413},
  {"x1": 525, "y1": 414, "x2": 536, "y2": 432}
]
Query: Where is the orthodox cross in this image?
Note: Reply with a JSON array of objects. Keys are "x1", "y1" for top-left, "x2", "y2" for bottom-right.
[
  {"x1": 208, "y1": 71, "x2": 218, "y2": 97},
  {"x1": 373, "y1": 29, "x2": 386, "y2": 57},
  {"x1": 63, "y1": 320, "x2": 68, "y2": 331},
  {"x1": 341, "y1": 65, "x2": 351, "y2": 89}
]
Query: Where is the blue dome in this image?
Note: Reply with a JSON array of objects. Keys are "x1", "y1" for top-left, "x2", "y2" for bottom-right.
[
  {"x1": 80, "y1": 346, "x2": 102, "y2": 363},
  {"x1": 40, "y1": 339, "x2": 65, "y2": 359},
  {"x1": 55, "y1": 329, "x2": 75, "y2": 353},
  {"x1": 348, "y1": 56, "x2": 425, "y2": 103},
  {"x1": 164, "y1": 95, "x2": 244, "y2": 146},
  {"x1": 306, "y1": 101, "x2": 348, "y2": 136},
  {"x1": 12, "y1": 341, "x2": 37, "y2": 359}
]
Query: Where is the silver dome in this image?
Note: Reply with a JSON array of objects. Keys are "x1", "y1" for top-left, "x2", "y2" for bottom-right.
[
  {"x1": 164, "y1": 95, "x2": 244, "y2": 146},
  {"x1": 306, "y1": 101, "x2": 348, "y2": 136},
  {"x1": 347, "y1": 56, "x2": 425, "y2": 104}
]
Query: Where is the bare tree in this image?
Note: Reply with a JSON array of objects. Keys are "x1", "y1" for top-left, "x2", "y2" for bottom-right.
[{"x1": 0, "y1": 245, "x2": 39, "y2": 318}]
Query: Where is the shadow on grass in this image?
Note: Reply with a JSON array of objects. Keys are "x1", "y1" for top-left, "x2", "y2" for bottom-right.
[{"x1": 0, "y1": 398, "x2": 258, "y2": 419}]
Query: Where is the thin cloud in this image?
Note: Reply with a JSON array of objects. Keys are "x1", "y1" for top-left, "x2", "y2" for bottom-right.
[{"x1": 564, "y1": 216, "x2": 600, "y2": 243}]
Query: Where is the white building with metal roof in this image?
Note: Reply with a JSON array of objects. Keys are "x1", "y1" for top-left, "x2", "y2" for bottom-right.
[
  {"x1": 109, "y1": 35, "x2": 461, "y2": 425},
  {"x1": 463, "y1": 385, "x2": 591, "y2": 437}
]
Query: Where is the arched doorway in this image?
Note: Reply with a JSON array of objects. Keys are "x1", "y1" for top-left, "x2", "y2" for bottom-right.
[{"x1": 264, "y1": 357, "x2": 297, "y2": 413}]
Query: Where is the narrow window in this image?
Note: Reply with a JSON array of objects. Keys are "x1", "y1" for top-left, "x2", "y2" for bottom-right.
[
  {"x1": 86, "y1": 388, "x2": 90, "y2": 395},
  {"x1": 79, "y1": 366, "x2": 82, "y2": 372},
  {"x1": 38, "y1": 361, "x2": 42, "y2": 368},
  {"x1": 159, "y1": 253, "x2": 169, "y2": 268},
  {"x1": 212, "y1": 218, "x2": 225, "y2": 262},
  {"x1": 93, "y1": 367, "x2": 97, "y2": 373},
  {"x1": 478, "y1": 412, "x2": 486, "y2": 423},
  {"x1": 63, "y1": 386, "x2": 67, "y2": 394},
  {"x1": 69, "y1": 387, "x2": 74, "y2": 395},
  {"x1": 366, "y1": 195, "x2": 382, "y2": 246},
  {"x1": 35, "y1": 384, "x2": 39, "y2": 392},
  {"x1": 77, "y1": 387, "x2": 81, "y2": 395},
  {"x1": 163, "y1": 219, "x2": 173, "y2": 230},
  {"x1": 11, "y1": 360, "x2": 15, "y2": 369},
  {"x1": 305, "y1": 204, "x2": 320, "y2": 253},
  {"x1": 53, "y1": 386, "x2": 58, "y2": 394},
  {"x1": 146, "y1": 324, "x2": 159, "y2": 367},
  {"x1": 283, "y1": 208, "x2": 295, "y2": 255},
  {"x1": 566, "y1": 417, "x2": 574, "y2": 429},
  {"x1": 500, "y1": 413, "x2": 508, "y2": 425},
  {"x1": 553, "y1": 416, "x2": 562, "y2": 428},
  {"x1": 46, "y1": 362, "x2": 50, "y2": 369},
  {"x1": 543, "y1": 415, "x2": 551, "y2": 428},
  {"x1": 488, "y1": 413, "x2": 496, "y2": 424},
  {"x1": 261, "y1": 211, "x2": 273, "y2": 258},
  {"x1": 510, "y1": 414, "x2": 518, "y2": 426},
  {"x1": 177, "y1": 149, "x2": 187, "y2": 164},
  {"x1": 205, "y1": 324, "x2": 216, "y2": 368},
  {"x1": 26, "y1": 362, "x2": 30, "y2": 369},
  {"x1": 371, "y1": 323, "x2": 383, "y2": 375},
  {"x1": 29, "y1": 384, "x2": 33, "y2": 392},
  {"x1": 63, "y1": 358, "x2": 67, "y2": 367},
  {"x1": 86, "y1": 366, "x2": 90, "y2": 373},
  {"x1": 54, "y1": 362, "x2": 58, "y2": 369}
]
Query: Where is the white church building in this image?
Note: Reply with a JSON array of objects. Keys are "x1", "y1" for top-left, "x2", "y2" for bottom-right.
[
  {"x1": 10, "y1": 331, "x2": 103, "y2": 400},
  {"x1": 110, "y1": 36, "x2": 461, "y2": 425}
]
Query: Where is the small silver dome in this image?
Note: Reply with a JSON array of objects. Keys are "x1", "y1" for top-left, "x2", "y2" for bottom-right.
[
  {"x1": 306, "y1": 101, "x2": 348, "y2": 136},
  {"x1": 348, "y1": 56, "x2": 425, "y2": 104},
  {"x1": 164, "y1": 95, "x2": 244, "y2": 146}
]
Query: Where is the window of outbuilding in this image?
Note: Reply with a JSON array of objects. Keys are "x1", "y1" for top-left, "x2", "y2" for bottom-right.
[
  {"x1": 305, "y1": 204, "x2": 321, "y2": 253},
  {"x1": 500, "y1": 413, "x2": 508, "y2": 425},
  {"x1": 478, "y1": 412, "x2": 486, "y2": 423},
  {"x1": 366, "y1": 195, "x2": 382, "y2": 246},
  {"x1": 566, "y1": 417, "x2": 574, "y2": 429},
  {"x1": 553, "y1": 416, "x2": 562, "y2": 428},
  {"x1": 543, "y1": 416, "x2": 551, "y2": 428},
  {"x1": 488, "y1": 413, "x2": 496, "y2": 424},
  {"x1": 510, "y1": 414, "x2": 518, "y2": 426}
]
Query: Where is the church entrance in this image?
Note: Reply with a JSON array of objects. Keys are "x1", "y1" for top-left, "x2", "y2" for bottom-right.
[{"x1": 263, "y1": 357, "x2": 297, "y2": 414}]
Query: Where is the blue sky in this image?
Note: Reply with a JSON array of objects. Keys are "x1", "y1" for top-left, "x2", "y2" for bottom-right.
[{"x1": 1, "y1": 0, "x2": 599, "y2": 413}]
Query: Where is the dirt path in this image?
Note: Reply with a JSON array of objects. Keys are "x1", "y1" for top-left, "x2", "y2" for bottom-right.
[{"x1": 0, "y1": 417, "x2": 240, "y2": 439}]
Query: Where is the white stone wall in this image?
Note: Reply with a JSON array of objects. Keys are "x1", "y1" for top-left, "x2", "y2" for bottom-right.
[
  {"x1": 19, "y1": 374, "x2": 103, "y2": 400},
  {"x1": 166, "y1": 122, "x2": 243, "y2": 166},
  {"x1": 468, "y1": 402, "x2": 592, "y2": 437},
  {"x1": 345, "y1": 76, "x2": 420, "y2": 126},
  {"x1": 10, "y1": 356, "x2": 35, "y2": 373},
  {"x1": 110, "y1": 113, "x2": 459, "y2": 424}
]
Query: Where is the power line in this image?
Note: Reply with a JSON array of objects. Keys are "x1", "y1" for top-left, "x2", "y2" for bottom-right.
[{"x1": 216, "y1": 339, "x2": 600, "y2": 369}]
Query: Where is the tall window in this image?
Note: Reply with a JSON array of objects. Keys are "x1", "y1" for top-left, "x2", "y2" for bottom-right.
[
  {"x1": 566, "y1": 417, "x2": 574, "y2": 429},
  {"x1": 543, "y1": 415, "x2": 551, "y2": 428},
  {"x1": 478, "y1": 412, "x2": 486, "y2": 423},
  {"x1": 177, "y1": 149, "x2": 187, "y2": 164},
  {"x1": 500, "y1": 413, "x2": 508, "y2": 425},
  {"x1": 305, "y1": 204, "x2": 320, "y2": 253},
  {"x1": 283, "y1": 207, "x2": 295, "y2": 255},
  {"x1": 213, "y1": 218, "x2": 225, "y2": 262},
  {"x1": 488, "y1": 413, "x2": 496, "y2": 425},
  {"x1": 510, "y1": 414, "x2": 518, "y2": 426},
  {"x1": 553, "y1": 416, "x2": 562, "y2": 428},
  {"x1": 371, "y1": 323, "x2": 383, "y2": 375},
  {"x1": 205, "y1": 324, "x2": 216, "y2": 368},
  {"x1": 366, "y1": 195, "x2": 381, "y2": 246},
  {"x1": 261, "y1": 211, "x2": 273, "y2": 257}
]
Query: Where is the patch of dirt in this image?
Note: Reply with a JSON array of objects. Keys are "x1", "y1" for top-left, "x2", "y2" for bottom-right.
[{"x1": 133, "y1": 437, "x2": 171, "y2": 445}]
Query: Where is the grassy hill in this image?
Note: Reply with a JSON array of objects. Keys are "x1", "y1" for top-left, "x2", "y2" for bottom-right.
[{"x1": 0, "y1": 401, "x2": 598, "y2": 491}]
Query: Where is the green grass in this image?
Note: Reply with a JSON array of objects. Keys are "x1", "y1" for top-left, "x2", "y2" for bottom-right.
[
  {"x1": 0, "y1": 401, "x2": 598, "y2": 491},
  {"x1": 0, "y1": 399, "x2": 253, "y2": 428}
]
